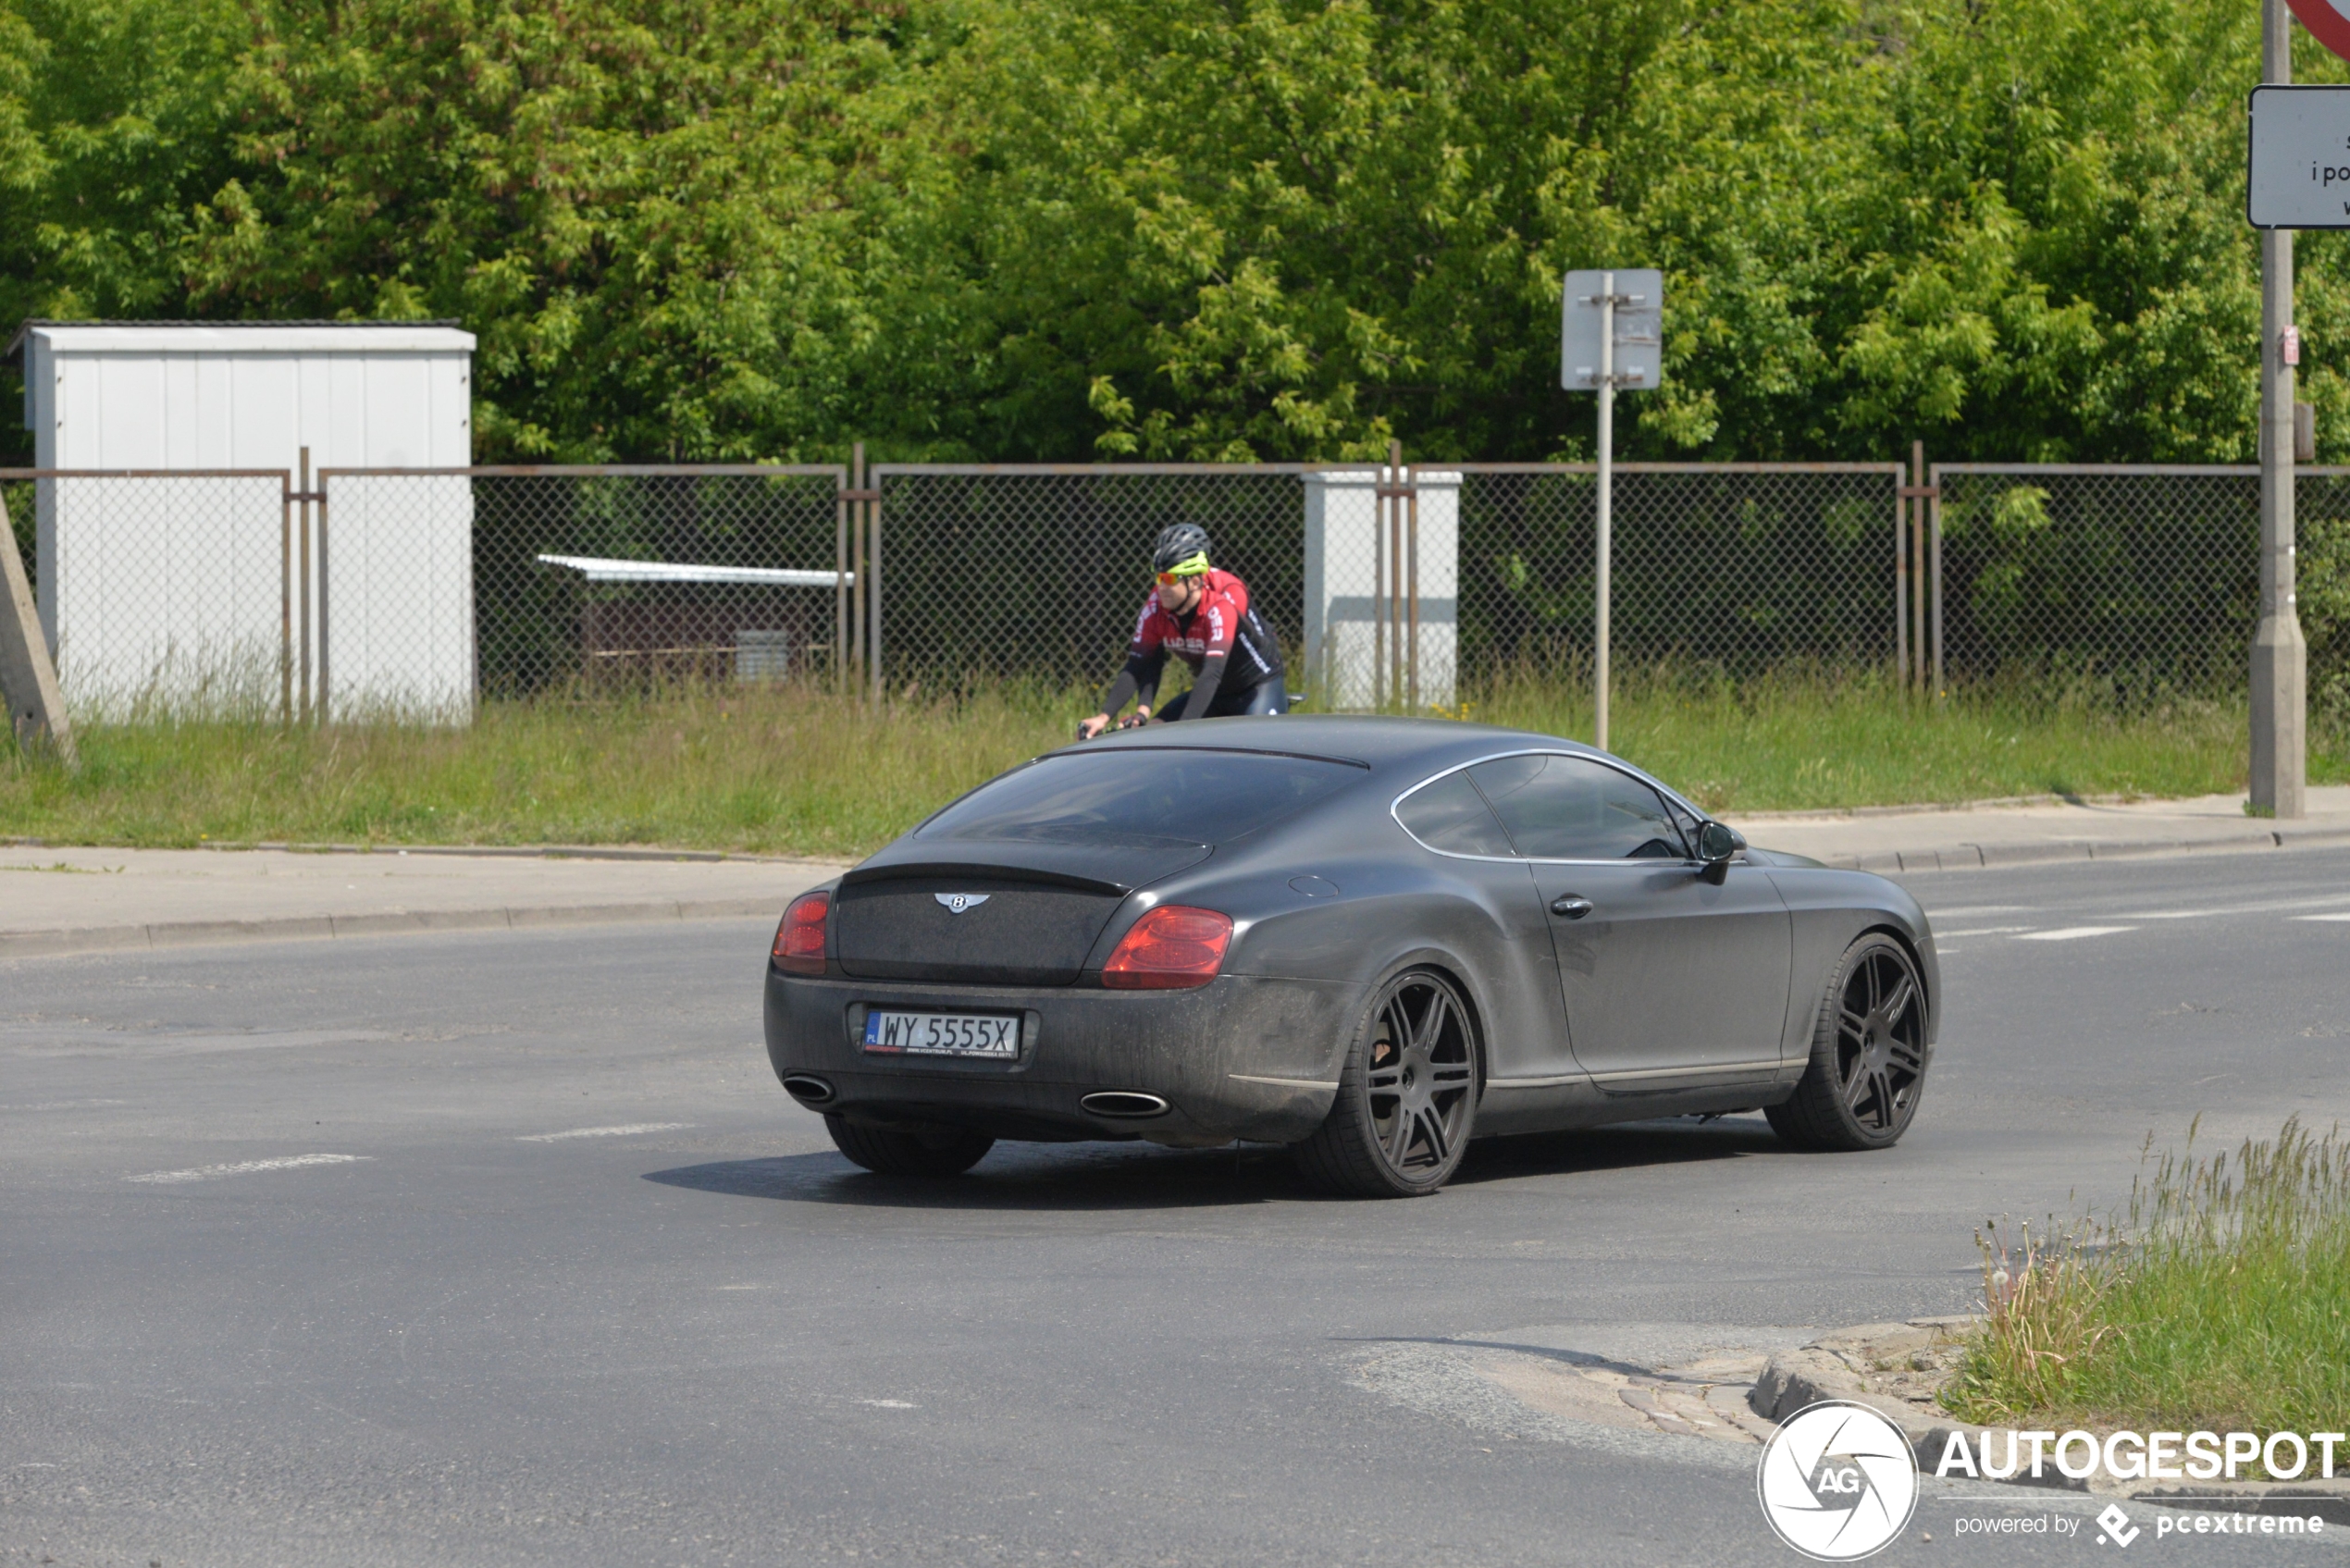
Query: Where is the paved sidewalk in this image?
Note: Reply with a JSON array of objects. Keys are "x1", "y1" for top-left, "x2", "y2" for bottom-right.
[
  {"x1": 0, "y1": 845, "x2": 848, "y2": 958},
  {"x1": 6, "y1": 784, "x2": 2350, "y2": 957},
  {"x1": 1738, "y1": 784, "x2": 2350, "y2": 873}
]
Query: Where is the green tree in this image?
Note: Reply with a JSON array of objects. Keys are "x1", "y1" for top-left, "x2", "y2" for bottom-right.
[{"x1": 6, "y1": 0, "x2": 2350, "y2": 468}]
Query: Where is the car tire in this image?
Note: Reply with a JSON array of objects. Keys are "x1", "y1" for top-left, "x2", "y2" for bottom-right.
[
  {"x1": 824, "y1": 1113, "x2": 996, "y2": 1177},
  {"x1": 1766, "y1": 932, "x2": 1929, "y2": 1152},
  {"x1": 1293, "y1": 968, "x2": 1479, "y2": 1198}
]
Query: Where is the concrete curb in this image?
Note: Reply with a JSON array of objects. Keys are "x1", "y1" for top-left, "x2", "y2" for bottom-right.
[
  {"x1": 0, "y1": 896, "x2": 785, "y2": 960},
  {"x1": 1800, "y1": 826, "x2": 2350, "y2": 875}
]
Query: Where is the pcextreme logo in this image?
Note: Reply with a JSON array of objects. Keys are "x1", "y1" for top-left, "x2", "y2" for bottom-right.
[{"x1": 1757, "y1": 1401, "x2": 1920, "y2": 1562}]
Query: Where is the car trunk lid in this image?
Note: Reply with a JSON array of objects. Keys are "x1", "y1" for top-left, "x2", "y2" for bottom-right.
[{"x1": 835, "y1": 837, "x2": 1210, "y2": 985}]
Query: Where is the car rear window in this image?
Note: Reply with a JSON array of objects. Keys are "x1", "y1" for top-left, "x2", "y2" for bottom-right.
[{"x1": 917, "y1": 749, "x2": 1363, "y2": 846}]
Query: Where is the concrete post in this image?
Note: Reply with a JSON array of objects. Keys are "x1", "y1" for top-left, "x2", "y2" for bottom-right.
[
  {"x1": 0, "y1": 493, "x2": 75, "y2": 766},
  {"x1": 2255, "y1": 0, "x2": 2308, "y2": 818}
]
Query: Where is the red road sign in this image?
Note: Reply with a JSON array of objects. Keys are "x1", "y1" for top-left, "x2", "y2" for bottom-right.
[{"x1": 2292, "y1": 0, "x2": 2350, "y2": 64}]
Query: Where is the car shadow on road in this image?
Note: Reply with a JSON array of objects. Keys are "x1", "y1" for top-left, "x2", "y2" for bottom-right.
[
  {"x1": 643, "y1": 1140, "x2": 1311, "y2": 1210},
  {"x1": 641, "y1": 1116, "x2": 1789, "y2": 1211},
  {"x1": 1453, "y1": 1117, "x2": 1787, "y2": 1187}
]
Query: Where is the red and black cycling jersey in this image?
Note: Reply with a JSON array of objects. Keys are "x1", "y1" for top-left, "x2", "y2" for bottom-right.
[{"x1": 1099, "y1": 567, "x2": 1283, "y2": 720}]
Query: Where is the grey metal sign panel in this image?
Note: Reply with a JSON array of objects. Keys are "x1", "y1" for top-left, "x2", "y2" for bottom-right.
[
  {"x1": 2248, "y1": 85, "x2": 2350, "y2": 228},
  {"x1": 1560, "y1": 268, "x2": 1663, "y2": 391}
]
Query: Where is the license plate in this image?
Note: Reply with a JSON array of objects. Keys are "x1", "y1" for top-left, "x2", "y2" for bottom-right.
[{"x1": 861, "y1": 1009, "x2": 1020, "y2": 1058}]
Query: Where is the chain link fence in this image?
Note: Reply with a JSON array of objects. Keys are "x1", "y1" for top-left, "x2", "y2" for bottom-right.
[
  {"x1": 7, "y1": 460, "x2": 2344, "y2": 722},
  {"x1": 869, "y1": 464, "x2": 1314, "y2": 695},
  {"x1": 322, "y1": 466, "x2": 847, "y2": 711},
  {"x1": 871, "y1": 463, "x2": 1909, "y2": 708},
  {"x1": 1932, "y1": 465, "x2": 2350, "y2": 713},
  {"x1": 1, "y1": 470, "x2": 291, "y2": 719},
  {"x1": 1933, "y1": 466, "x2": 2259, "y2": 698},
  {"x1": 1457, "y1": 463, "x2": 1904, "y2": 682}
]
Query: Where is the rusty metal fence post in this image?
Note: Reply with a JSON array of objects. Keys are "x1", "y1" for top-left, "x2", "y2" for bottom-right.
[
  {"x1": 279, "y1": 466, "x2": 292, "y2": 724},
  {"x1": 871, "y1": 473, "x2": 884, "y2": 703},
  {"x1": 1899, "y1": 443, "x2": 1939, "y2": 695},
  {"x1": 315, "y1": 462, "x2": 330, "y2": 725},
  {"x1": 847, "y1": 445, "x2": 872, "y2": 698},
  {"x1": 1407, "y1": 455, "x2": 1422, "y2": 710},
  {"x1": 1895, "y1": 467, "x2": 1911, "y2": 687},
  {"x1": 1930, "y1": 469, "x2": 1945, "y2": 696},
  {"x1": 1911, "y1": 442, "x2": 1927, "y2": 690},
  {"x1": 834, "y1": 468, "x2": 848, "y2": 688}
]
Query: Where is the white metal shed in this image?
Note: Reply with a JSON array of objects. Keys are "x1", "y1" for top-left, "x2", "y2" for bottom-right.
[{"x1": 7, "y1": 320, "x2": 477, "y2": 717}]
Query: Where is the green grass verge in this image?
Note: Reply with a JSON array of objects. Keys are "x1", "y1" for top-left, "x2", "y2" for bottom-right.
[
  {"x1": 0, "y1": 665, "x2": 2340, "y2": 856},
  {"x1": 1941, "y1": 1118, "x2": 2350, "y2": 1447},
  {"x1": 1459, "y1": 662, "x2": 2347, "y2": 816}
]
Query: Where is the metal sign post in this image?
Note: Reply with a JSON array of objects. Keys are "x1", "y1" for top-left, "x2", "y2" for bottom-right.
[
  {"x1": 1562, "y1": 268, "x2": 1661, "y2": 754},
  {"x1": 2246, "y1": 0, "x2": 2318, "y2": 818}
]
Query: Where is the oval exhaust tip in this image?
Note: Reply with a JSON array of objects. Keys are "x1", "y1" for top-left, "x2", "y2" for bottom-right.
[
  {"x1": 1081, "y1": 1091, "x2": 1169, "y2": 1119},
  {"x1": 782, "y1": 1073, "x2": 836, "y2": 1105}
]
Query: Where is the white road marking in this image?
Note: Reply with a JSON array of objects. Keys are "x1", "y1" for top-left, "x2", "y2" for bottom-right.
[
  {"x1": 859, "y1": 1399, "x2": 917, "y2": 1409},
  {"x1": 2015, "y1": 926, "x2": 2137, "y2": 942},
  {"x1": 2121, "y1": 894, "x2": 2350, "y2": 921},
  {"x1": 1924, "y1": 905, "x2": 2036, "y2": 919},
  {"x1": 516, "y1": 1122, "x2": 694, "y2": 1142},
  {"x1": 1937, "y1": 926, "x2": 2035, "y2": 938},
  {"x1": 127, "y1": 1154, "x2": 372, "y2": 1184},
  {"x1": 2294, "y1": 913, "x2": 2350, "y2": 922},
  {"x1": 2, "y1": 1098, "x2": 130, "y2": 1112}
]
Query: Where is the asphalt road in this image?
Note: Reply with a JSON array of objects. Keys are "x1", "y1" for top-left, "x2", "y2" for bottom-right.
[{"x1": 6, "y1": 848, "x2": 2350, "y2": 1567}]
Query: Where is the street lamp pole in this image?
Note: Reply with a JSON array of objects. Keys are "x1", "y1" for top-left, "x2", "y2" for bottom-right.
[{"x1": 2255, "y1": 0, "x2": 2308, "y2": 818}]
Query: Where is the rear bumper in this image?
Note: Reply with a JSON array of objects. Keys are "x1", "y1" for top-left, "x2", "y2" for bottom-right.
[{"x1": 762, "y1": 969, "x2": 1357, "y2": 1144}]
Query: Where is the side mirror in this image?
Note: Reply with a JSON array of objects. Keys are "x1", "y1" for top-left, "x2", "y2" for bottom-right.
[{"x1": 1696, "y1": 821, "x2": 1741, "y2": 883}]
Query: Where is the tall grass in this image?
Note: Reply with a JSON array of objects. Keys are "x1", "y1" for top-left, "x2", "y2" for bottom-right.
[
  {"x1": 0, "y1": 677, "x2": 1080, "y2": 858},
  {"x1": 0, "y1": 662, "x2": 2337, "y2": 855},
  {"x1": 1458, "y1": 659, "x2": 2328, "y2": 815},
  {"x1": 1943, "y1": 1118, "x2": 2350, "y2": 1443}
]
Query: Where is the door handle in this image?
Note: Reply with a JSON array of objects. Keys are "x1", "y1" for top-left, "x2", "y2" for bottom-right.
[{"x1": 1550, "y1": 895, "x2": 1594, "y2": 920}]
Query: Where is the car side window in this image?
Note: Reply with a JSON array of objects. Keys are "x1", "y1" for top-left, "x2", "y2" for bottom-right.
[
  {"x1": 1394, "y1": 771, "x2": 1517, "y2": 858},
  {"x1": 1466, "y1": 754, "x2": 1689, "y2": 861}
]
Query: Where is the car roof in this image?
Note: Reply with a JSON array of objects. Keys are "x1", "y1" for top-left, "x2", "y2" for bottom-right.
[{"x1": 1058, "y1": 714, "x2": 1601, "y2": 773}]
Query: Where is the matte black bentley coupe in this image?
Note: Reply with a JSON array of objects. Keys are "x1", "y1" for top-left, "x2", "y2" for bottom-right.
[{"x1": 764, "y1": 717, "x2": 1936, "y2": 1197}]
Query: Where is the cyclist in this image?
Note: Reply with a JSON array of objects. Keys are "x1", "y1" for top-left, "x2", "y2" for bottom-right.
[{"x1": 1077, "y1": 524, "x2": 1286, "y2": 739}]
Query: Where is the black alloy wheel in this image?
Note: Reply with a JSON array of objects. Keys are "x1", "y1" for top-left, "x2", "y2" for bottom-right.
[
  {"x1": 824, "y1": 1113, "x2": 996, "y2": 1177},
  {"x1": 1294, "y1": 968, "x2": 1479, "y2": 1197},
  {"x1": 1767, "y1": 932, "x2": 1929, "y2": 1152}
]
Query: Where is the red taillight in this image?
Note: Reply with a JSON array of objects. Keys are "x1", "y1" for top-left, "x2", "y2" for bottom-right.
[
  {"x1": 1101, "y1": 905, "x2": 1232, "y2": 990},
  {"x1": 773, "y1": 891, "x2": 831, "y2": 976}
]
